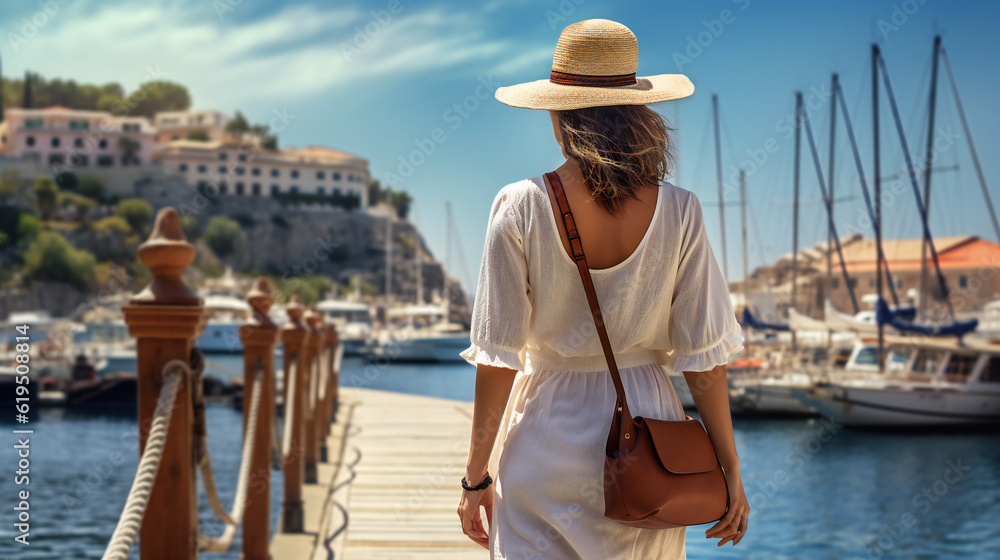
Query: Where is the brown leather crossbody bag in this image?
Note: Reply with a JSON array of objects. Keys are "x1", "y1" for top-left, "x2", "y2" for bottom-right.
[{"x1": 545, "y1": 171, "x2": 730, "y2": 529}]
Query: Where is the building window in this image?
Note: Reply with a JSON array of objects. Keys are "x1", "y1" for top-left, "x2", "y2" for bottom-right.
[
  {"x1": 172, "y1": 135, "x2": 180, "y2": 141},
  {"x1": 291, "y1": 170, "x2": 300, "y2": 179},
  {"x1": 70, "y1": 155, "x2": 88, "y2": 167},
  {"x1": 99, "y1": 139, "x2": 108, "y2": 149},
  {"x1": 219, "y1": 152, "x2": 228, "y2": 160},
  {"x1": 252, "y1": 183, "x2": 261, "y2": 195},
  {"x1": 218, "y1": 165, "x2": 227, "y2": 174},
  {"x1": 235, "y1": 166, "x2": 245, "y2": 175},
  {"x1": 271, "y1": 169, "x2": 280, "y2": 178},
  {"x1": 869, "y1": 278, "x2": 876, "y2": 288},
  {"x1": 848, "y1": 278, "x2": 858, "y2": 289},
  {"x1": 74, "y1": 137, "x2": 85, "y2": 148},
  {"x1": 25, "y1": 136, "x2": 35, "y2": 147},
  {"x1": 24, "y1": 118, "x2": 43, "y2": 129},
  {"x1": 252, "y1": 168, "x2": 260, "y2": 176},
  {"x1": 122, "y1": 123, "x2": 140, "y2": 132},
  {"x1": 219, "y1": 182, "x2": 228, "y2": 194},
  {"x1": 70, "y1": 120, "x2": 89, "y2": 131},
  {"x1": 271, "y1": 185, "x2": 280, "y2": 196},
  {"x1": 97, "y1": 155, "x2": 114, "y2": 167},
  {"x1": 51, "y1": 137, "x2": 61, "y2": 148},
  {"x1": 238, "y1": 153, "x2": 247, "y2": 162},
  {"x1": 317, "y1": 187, "x2": 325, "y2": 195},
  {"x1": 48, "y1": 154, "x2": 66, "y2": 165},
  {"x1": 333, "y1": 172, "x2": 341, "y2": 181},
  {"x1": 198, "y1": 164, "x2": 207, "y2": 173},
  {"x1": 831, "y1": 278, "x2": 839, "y2": 289},
  {"x1": 334, "y1": 188, "x2": 341, "y2": 197},
  {"x1": 235, "y1": 182, "x2": 245, "y2": 195},
  {"x1": 959, "y1": 275, "x2": 969, "y2": 289},
  {"x1": 316, "y1": 171, "x2": 325, "y2": 180},
  {"x1": 290, "y1": 185, "x2": 299, "y2": 194},
  {"x1": 179, "y1": 163, "x2": 188, "y2": 172}
]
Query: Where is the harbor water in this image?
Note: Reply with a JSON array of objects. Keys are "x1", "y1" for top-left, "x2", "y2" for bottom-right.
[{"x1": 2, "y1": 355, "x2": 999, "y2": 559}]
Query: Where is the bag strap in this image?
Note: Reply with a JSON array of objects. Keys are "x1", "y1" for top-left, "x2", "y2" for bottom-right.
[{"x1": 545, "y1": 171, "x2": 638, "y2": 431}]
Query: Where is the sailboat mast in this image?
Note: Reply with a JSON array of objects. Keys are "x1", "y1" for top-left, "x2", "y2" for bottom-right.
[
  {"x1": 792, "y1": 91, "x2": 802, "y2": 352},
  {"x1": 385, "y1": 215, "x2": 393, "y2": 305},
  {"x1": 873, "y1": 44, "x2": 884, "y2": 373},
  {"x1": 740, "y1": 169, "x2": 748, "y2": 298},
  {"x1": 415, "y1": 231, "x2": 423, "y2": 304},
  {"x1": 917, "y1": 35, "x2": 941, "y2": 322},
  {"x1": 827, "y1": 73, "x2": 838, "y2": 327},
  {"x1": 712, "y1": 95, "x2": 729, "y2": 281},
  {"x1": 940, "y1": 46, "x2": 1000, "y2": 243}
]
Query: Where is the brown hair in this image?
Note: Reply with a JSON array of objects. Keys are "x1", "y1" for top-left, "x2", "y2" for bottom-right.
[{"x1": 556, "y1": 105, "x2": 674, "y2": 215}]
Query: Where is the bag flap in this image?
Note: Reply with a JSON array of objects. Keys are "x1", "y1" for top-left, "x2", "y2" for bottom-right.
[{"x1": 642, "y1": 418, "x2": 720, "y2": 474}]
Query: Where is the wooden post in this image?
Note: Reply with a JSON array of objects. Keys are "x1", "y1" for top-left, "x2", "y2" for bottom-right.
[
  {"x1": 324, "y1": 323, "x2": 339, "y2": 429},
  {"x1": 280, "y1": 294, "x2": 309, "y2": 533},
  {"x1": 122, "y1": 208, "x2": 206, "y2": 560},
  {"x1": 240, "y1": 278, "x2": 279, "y2": 560},
  {"x1": 302, "y1": 307, "x2": 323, "y2": 483}
]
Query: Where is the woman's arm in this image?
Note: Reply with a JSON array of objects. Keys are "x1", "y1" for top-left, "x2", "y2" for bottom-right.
[
  {"x1": 465, "y1": 363, "x2": 517, "y2": 482},
  {"x1": 683, "y1": 365, "x2": 749, "y2": 546},
  {"x1": 683, "y1": 365, "x2": 738, "y2": 471},
  {"x1": 459, "y1": 363, "x2": 517, "y2": 548}
]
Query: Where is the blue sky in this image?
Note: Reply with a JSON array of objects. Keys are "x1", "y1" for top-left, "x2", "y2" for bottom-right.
[{"x1": 3, "y1": 0, "x2": 999, "y2": 296}]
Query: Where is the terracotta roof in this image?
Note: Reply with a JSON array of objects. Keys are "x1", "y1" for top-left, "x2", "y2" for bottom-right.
[
  {"x1": 833, "y1": 236, "x2": 1000, "y2": 271},
  {"x1": 286, "y1": 146, "x2": 367, "y2": 164}
]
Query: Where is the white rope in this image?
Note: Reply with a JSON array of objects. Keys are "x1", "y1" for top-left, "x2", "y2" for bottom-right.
[
  {"x1": 282, "y1": 355, "x2": 298, "y2": 460},
  {"x1": 101, "y1": 360, "x2": 188, "y2": 560},
  {"x1": 198, "y1": 362, "x2": 265, "y2": 552}
]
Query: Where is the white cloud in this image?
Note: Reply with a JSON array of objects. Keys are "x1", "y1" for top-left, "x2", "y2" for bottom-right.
[{"x1": 4, "y1": 0, "x2": 550, "y2": 111}]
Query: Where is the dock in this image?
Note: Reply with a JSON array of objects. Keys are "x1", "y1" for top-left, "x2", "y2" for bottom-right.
[{"x1": 272, "y1": 387, "x2": 488, "y2": 560}]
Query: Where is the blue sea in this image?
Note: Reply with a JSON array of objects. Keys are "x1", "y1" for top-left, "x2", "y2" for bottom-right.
[{"x1": 2, "y1": 355, "x2": 999, "y2": 559}]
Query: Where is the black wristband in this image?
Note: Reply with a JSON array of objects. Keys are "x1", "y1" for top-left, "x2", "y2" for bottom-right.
[{"x1": 461, "y1": 473, "x2": 493, "y2": 491}]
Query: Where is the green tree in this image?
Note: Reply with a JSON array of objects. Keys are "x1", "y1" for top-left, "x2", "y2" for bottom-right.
[
  {"x1": 78, "y1": 175, "x2": 107, "y2": 202},
  {"x1": 116, "y1": 198, "x2": 153, "y2": 235},
  {"x1": 186, "y1": 130, "x2": 210, "y2": 141},
  {"x1": 202, "y1": 216, "x2": 243, "y2": 259},
  {"x1": 125, "y1": 80, "x2": 191, "y2": 118},
  {"x1": 32, "y1": 177, "x2": 59, "y2": 222},
  {"x1": 17, "y1": 213, "x2": 41, "y2": 241},
  {"x1": 0, "y1": 170, "x2": 20, "y2": 205},
  {"x1": 118, "y1": 137, "x2": 141, "y2": 165},
  {"x1": 55, "y1": 171, "x2": 79, "y2": 192},
  {"x1": 226, "y1": 110, "x2": 279, "y2": 149},
  {"x1": 94, "y1": 215, "x2": 132, "y2": 235},
  {"x1": 22, "y1": 230, "x2": 96, "y2": 289}
]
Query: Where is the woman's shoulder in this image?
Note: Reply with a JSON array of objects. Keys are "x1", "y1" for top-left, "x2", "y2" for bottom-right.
[{"x1": 659, "y1": 180, "x2": 700, "y2": 216}]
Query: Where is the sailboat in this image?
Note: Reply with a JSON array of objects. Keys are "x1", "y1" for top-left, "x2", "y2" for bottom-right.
[{"x1": 370, "y1": 202, "x2": 472, "y2": 363}]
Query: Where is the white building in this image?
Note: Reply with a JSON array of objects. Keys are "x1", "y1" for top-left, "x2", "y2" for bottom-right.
[
  {"x1": 0, "y1": 106, "x2": 155, "y2": 170},
  {"x1": 153, "y1": 109, "x2": 229, "y2": 144},
  {"x1": 156, "y1": 139, "x2": 370, "y2": 207}
]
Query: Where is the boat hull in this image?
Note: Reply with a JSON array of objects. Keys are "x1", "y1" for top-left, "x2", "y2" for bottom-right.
[
  {"x1": 373, "y1": 335, "x2": 471, "y2": 363},
  {"x1": 799, "y1": 383, "x2": 1000, "y2": 427},
  {"x1": 197, "y1": 323, "x2": 244, "y2": 354}
]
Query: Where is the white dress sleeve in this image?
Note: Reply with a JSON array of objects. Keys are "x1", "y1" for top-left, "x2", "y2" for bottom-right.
[
  {"x1": 667, "y1": 193, "x2": 744, "y2": 373},
  {"x1": 460, "y1": 188, "x2": 531, "y2": 372}
]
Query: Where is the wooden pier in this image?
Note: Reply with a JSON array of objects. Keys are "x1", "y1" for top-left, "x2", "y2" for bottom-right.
[{"x1": 272, "y1": 387, "x2": 487, "y2": 559}]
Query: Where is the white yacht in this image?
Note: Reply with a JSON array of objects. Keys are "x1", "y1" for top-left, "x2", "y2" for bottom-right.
[
  {"x1": 371, "y1": 304, "x2": 471, "y2": 363},
  {"x1": 795, "y1": 336, "x2": 1000, "y2": 427},
  {"x1": 196, "y1": 269, "x2": 251, "y2": 354},
  {"x1": 315, "y1": 298, "x2": 373, "y2": 356}
]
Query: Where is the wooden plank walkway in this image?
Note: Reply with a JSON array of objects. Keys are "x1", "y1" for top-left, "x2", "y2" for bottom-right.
[{"x1": 272, "y1": 387, "x2": 488, "y2": 560}]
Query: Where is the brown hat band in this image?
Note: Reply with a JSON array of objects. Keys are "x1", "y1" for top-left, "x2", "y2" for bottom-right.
[{"x1": 549, "y1": 70, "x2": 637, "y2": 87}]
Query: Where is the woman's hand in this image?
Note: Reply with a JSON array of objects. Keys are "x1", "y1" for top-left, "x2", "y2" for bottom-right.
[
  {"x1": 458, "y1": 485, "x2": 494, "y2": 549},
  {"x1": 705, "y1": 467, "x2": 749, "y2": 546}
]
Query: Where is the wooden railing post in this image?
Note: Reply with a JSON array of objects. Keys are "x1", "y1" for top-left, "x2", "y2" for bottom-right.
[
  {"x1": 239, "y1": 277, "x2": 279, "y2": 559},
  {"x1": 302, "y1": 307, "x2": 323, "y2": 483},
  {"x1": 280, "y1": 294, "x2": 309, "y2": 533},
  {"x1": 122, "y1": 208, "x2": 206, "y2": 560},
  {"x1": 323, "y1": 323, "x2": 339, "y2": 430}
]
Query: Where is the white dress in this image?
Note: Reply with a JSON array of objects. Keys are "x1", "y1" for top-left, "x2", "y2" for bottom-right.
[{"x1": 460, "y1": 176, "x2": 743, "y2": 560}]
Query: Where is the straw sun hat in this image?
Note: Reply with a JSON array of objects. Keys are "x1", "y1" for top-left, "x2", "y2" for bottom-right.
[{"x1": 495, "y1": 19, "x2": 694, "y2": 111}]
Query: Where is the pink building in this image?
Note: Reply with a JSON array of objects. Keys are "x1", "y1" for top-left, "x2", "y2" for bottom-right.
[{"x1": 0, "y1": 106, "x2": 155, "y2": 174}]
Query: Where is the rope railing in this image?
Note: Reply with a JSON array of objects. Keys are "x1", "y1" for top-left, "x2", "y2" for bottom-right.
[
  {"x1": 101, "y1": 359, "x2": 189, "y2": 560},
  {"x1": 199, "y1": 360, "x2": 266, "y2": 552}
]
